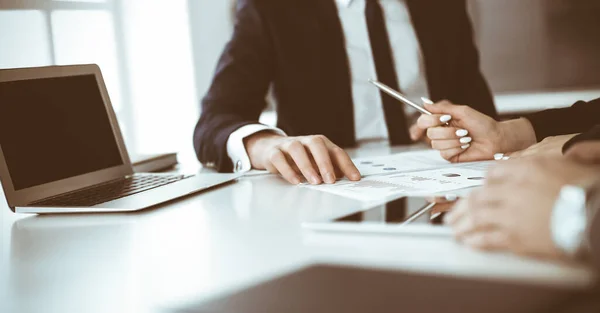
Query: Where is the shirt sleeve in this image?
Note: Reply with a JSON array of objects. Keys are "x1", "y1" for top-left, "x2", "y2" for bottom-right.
[
  {"x1": 562, "y1": 125, "x2": 600, "y2": 154},
  {"x1": 226, "y1": 124, "x2": 287, "y2": 173}
]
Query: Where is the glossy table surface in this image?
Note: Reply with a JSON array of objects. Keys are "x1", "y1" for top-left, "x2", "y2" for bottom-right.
[{"x1": 0, "y1": 144, "x2": 596, "y2": 313}]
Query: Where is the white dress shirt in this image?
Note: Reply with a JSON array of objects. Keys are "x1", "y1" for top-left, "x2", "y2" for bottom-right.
[{"x1": 227, "y1": 0, "x2": 429, "y2": 173}]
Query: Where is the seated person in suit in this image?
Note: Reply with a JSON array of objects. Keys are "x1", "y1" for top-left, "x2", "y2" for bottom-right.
[
  {"x1": 415, "y1": 97, "x2": 600, "y2": 162},
  {"x1": 445, "y1": 131, "x2": 600, "y2": 270},
  {"x1": 194, "y1": 0, "x2": 497, "y2": 185}
]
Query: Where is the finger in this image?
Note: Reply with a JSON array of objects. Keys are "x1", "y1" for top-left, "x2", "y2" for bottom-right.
[
  {"x1": 417, "y1": 114, "x2": 452, "y2": 130},
  {"x1": 319, "y1": 138, "x2": 361, "y2": 181},
  {"x1": 267, "y1": 149, "x2": 302, "y2": 185},
  {"x1": 439, "y1": 147, "x2": 468, "y2": 162},
  {"x1": 447, "y1": 190, "x2": 501, "y2": 234},
  {"x1": 461, "y1": 229, "x2": 511, "y2": 251},
  {"x1": 427, "y1": 127, "x2": 468, "y2": 140},
  {"x1": 329, "y1": 145, "x2": 361, "y2": 181},
  {"x1": 284, "y1": 140, "x2": 322, "y2": 185},
  {"x1": 431, "y1": 139, "x2": 470, "y2": 150},
  {"x1": 485, "y1": 162, "x2": 524, "y2": 185},
  {"x1": 423, "y1": 100, "x2": 464, "y2": 117},
  {"x1": 444, "y1": 197, "x2": 471, "y2": 226},
  {"x1": 454, "y1": 206, "x2": 505, "y2": 238},
  {"x1": 305, "y1": 136, "x2": 337, "y2": 184},
  {"x1": 410, "y1": 124, "x2": 425, "y2": 141}
]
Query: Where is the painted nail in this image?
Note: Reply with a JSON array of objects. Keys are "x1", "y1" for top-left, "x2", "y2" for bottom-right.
[
  {"x1": 459, "y1": 137, "x2": 472, "y2": 144},
  {"x1": 325, "y1": 173, "x2": 336, "y2": 184},
  {"x1": 461, "y1": 144, "x2": 470, "y2": 149},
  {"x1": 440, "y1": 115, "x2": 452, "y2": 123},
  {"x1": 494, "y1": 153, "x2": 505, "y2": 160},
  {"x1": 502, "y1": 156, "x2": 511, "y2": 161},
  {"x1": 456, "y1": 129, "x2": 469, "y2": 137},
  {"x1": 421, "y1": 97, "x2": 434, "y2": 105},
  {"x1": 445, "y1": 194, "x2": 458, "y2": 201}
]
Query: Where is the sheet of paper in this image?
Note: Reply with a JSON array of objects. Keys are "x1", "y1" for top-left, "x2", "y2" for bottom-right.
[
  {"x1": 305, "y1": 165, "x2": 489, "y2": 201},
  {"x1": 353, "y1": 150, "x2": 450, "y2": 177}
]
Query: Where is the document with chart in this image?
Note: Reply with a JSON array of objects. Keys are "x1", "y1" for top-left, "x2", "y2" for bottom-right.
[
  {"x1": 308, "y1": 150, "x2": 492, "y2": 201},
  {"x1": 353, "y1": 150, "x2": 451, "y2": 176}
]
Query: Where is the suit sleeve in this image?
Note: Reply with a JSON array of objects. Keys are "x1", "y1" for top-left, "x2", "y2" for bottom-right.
[
  {"x1": 193, "y1": 0, "x2": 274, "y2": 172},
  {"x1": 455, "y1": 0, "x2": 497, "y2": 119},
  {"x1": 525, "y1": 97, "x2": 600, "y2": 142},
  {"x1": 562, "y1": 124, "x2": 600, "y2": 153}
]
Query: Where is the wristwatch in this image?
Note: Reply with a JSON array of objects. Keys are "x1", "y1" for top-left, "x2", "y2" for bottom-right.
[{"x1": 551, "y1": 185, "x2": 588, "y2": 257}]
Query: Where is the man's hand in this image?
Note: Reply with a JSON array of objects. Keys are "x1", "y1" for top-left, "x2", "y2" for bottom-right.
[
  {"x1": 245, "y1": 132, "x2": 361, "y2": 185},
  {"x1": 445, "y1": 157, "x2": 600, "y2": 258},
  {"x1": 416, "y1": 101, "x2": 537, "y2": 162},
  {"x1": 508, "y1": 134, "x2": 577, "y2": 159}
]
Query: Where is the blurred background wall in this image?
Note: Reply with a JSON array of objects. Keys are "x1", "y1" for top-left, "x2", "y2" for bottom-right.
[
  {"x1": 470, "y1": 0, "x2": 600, "y2": 92},
  {"x1": 1, "y1": 0, "x2": 599, "y2": 159}
]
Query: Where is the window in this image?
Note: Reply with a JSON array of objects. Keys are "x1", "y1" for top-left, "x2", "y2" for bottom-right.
[{"x1": 0, "y1": 0, "x2": 198, "y2": 161}]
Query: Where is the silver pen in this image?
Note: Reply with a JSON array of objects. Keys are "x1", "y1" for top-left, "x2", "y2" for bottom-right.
[{"x1": 368, "y1": 79, "x2": 432, "y2": 115}]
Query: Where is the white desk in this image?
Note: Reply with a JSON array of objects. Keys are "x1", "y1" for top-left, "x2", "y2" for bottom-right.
[{"x1": 0, "y1": 145, "x2": 596, "y2": 313}]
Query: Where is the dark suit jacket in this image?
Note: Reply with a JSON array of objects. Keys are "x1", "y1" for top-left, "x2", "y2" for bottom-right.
[
  {"x1": 525, "y1": 97, "x2": 600, "y2": 143},
  {"x1": 194, "y1": 0, "x2": 496, "y2": 172}
]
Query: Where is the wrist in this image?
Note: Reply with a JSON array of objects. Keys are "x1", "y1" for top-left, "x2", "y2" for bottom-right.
[{"x1": 497, "y1": 118, "x2": 537, "y2": 153}]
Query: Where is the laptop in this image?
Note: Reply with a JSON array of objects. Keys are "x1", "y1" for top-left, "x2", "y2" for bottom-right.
[{"x1": 0, "y1": 64, "x2": 240, "y2": 214}]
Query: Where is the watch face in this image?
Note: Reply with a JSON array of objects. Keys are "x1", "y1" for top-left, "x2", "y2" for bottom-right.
[{"x1": 551, "y1": 185, "x2": 588, "y2": 256}]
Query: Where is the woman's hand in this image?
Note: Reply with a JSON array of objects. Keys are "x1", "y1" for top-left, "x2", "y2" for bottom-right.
[
  {"x1": 417, "y1": 101, "x2": 537, "y2": 162},
  {"x1": 508, "y1": 134, "x2": 577, "y2": 159}
]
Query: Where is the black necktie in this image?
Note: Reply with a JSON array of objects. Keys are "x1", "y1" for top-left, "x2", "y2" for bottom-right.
[{"x1": 365, "y1": 0, "x2": 411, "y2": 145}]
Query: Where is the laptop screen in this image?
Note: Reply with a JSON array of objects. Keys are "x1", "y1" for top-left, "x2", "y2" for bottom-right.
[{"x1": 0, "y1": 74, "x2": 124, "y2": 190}]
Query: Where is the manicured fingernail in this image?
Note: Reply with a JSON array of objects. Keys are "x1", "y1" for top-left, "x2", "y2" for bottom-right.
[
  {"x1": 421, "y1": 97, "x2": 434, "y2": 105},
  {"x1": 494, "y1": 153, "x2": 505, "y2": 160},
  {"x1": 456, "y1": 129, "x2": 468, "y2": 137},
  {"x1": 445, "y1": 194, "x2": 458, "y2": 201},
  {"x1": 502, "y1": 156, "x2": 511, "y2": 161},
  {"x1": 325, "y1": 173, "x2": 336, "y2": 184},
  {"x1": 292, "y1": 176, "x2": 302, "y2": 185},
  {"x1": 440, "y1": 115, "x2": 452, "y2": 123},
  {"x1": 459, "y1": 137, "x2": 472, "y2": 144},
  {"x1": 461, "y1": 144, "x2": 470, "y2": 150}
]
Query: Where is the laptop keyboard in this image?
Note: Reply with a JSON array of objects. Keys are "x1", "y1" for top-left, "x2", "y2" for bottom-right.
[{"x1": 32, "y1": 173, "x2": 190, "y2": 207}]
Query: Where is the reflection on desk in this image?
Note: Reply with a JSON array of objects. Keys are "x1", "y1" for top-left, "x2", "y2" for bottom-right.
[{"x1": 7, "y1": 215, "x2": 142, "y2": 313}]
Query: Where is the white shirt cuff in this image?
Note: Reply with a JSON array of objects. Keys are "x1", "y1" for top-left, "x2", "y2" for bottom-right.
[
  {"x1": 551, "y1": 185, "x2": 588, "y2": 257},
  {"x1": 226, "y1": 124, "x2": 286, "y2": 173}
]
